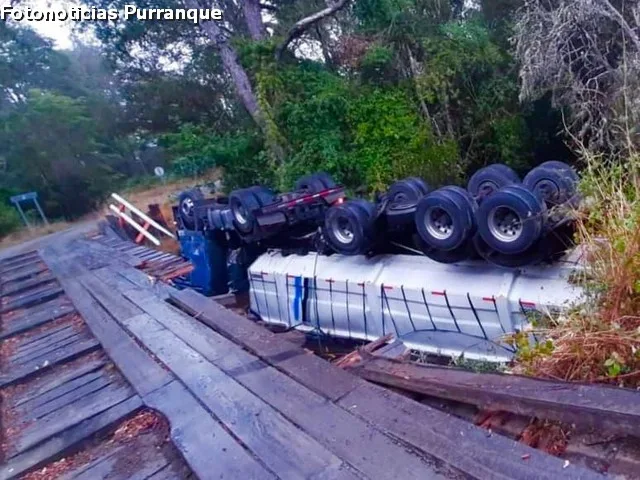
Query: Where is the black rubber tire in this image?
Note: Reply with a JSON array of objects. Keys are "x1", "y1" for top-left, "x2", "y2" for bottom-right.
[
  {"x1": 295, "y1": 172, "x2": 336, "y2": 194},
  {"x1": 467, "y1": 164, "x2": 519, "y2": 198},
  {"x1": 473, "y1": 234, "x2": 546, "y2": 268},
  {"x1": 439, "y1": 185, "x2": 478, "y2": 232},
  {"x1": 476, "y1": 184, "x2": 545, "y2": 255},
  {"x1": 415, "y1": 188, "x2": 474, "y2": 251},
  {"x1": 385, "y1": 202, "x2": 417, "y2": 230},
  {"x1": 407, "y1": 177, "x2": 430, "y2": 195},
  {"x1": 178, "y1": 188, "x2": 205, "y2": 230},
  {"x1": 323, "y1": 201, "x2": 375, "y2": 255},
  {"x1": 349, "y1": 198, "x2": 377, "y2": 219},
  {"x1": 246, "y1": 185, "x2": 277, "y2": 207},
  {"x1": 523, "y1": 166, "x2": 575, "y2": 205},
  {"x1": 229, "y1": 188, "x2": 261, "y2": 235},
  {"x1": 417, "y1": 237, "x2": 476, "y2": 264},
  {"x1": 388, "y1": 178, "x2": 428, "y2": 204},
  {"x1": 539, "y1": 160, "x2": 579, "y2": 183}
]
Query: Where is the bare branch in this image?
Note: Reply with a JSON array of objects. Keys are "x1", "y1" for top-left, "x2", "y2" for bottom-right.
[{"x1": 275, "y1": 0, "x2": 350, "y2": 61}]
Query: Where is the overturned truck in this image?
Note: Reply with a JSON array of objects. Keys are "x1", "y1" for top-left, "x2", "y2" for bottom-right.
[{"x1": 174, "y1": 161, "x2": 584, "y2": 360}]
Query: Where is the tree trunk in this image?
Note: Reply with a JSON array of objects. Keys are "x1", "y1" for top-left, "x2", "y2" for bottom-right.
[
  {"x1": 183, "y1": 0, "x2": 261, "y2": 124},
  {"x1": 243, "y1": 0, "x2": 266, "y2": 40}
]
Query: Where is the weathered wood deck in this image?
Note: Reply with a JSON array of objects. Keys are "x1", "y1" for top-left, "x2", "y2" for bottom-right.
[{"x1": 1, "y1": 230, "x2": 608, "y2": 479}]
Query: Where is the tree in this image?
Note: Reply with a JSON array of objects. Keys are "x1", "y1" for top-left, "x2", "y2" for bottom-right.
[{"x1": 514, "y1": 0, "x2": 640, "y2": 151}]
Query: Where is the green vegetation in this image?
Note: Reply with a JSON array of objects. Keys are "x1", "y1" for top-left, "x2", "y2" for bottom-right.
[{"x1": 1, "y1": 0, "x2": 574, "y2": 238}]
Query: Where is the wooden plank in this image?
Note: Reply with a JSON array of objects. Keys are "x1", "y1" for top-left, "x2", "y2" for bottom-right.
[
  {"x1": 170, "y1": 289, "x2": 361, "y2": 401},
  {"x1": 18, "y1": 369, "x2": 106, "y2": 410},
  {"x1": 57, "y1": 278, "x2": 172, "y2": 397},
  {"x1": 0, "y1": 259, "x2": 44, "y2": 275},
  {"x1": 122, "y1": 312, "x2": 353, "y2": 480},
  {"x1": 30, "y1": 375, "x2": 114, "y2": 420},
  {"x1": 0, "y1": 395, "x2": 142, "y2": 480},
  {"x1": 1, "y1": 265, "x2": 49, "y2": 285},
  {"x1": 338, "y1": 383, "x2": 604, "y2": 480},
  {"x1": 0, "y1": 251, "x2": 40, "y2": 268},
  {"x1": 0, "y1": 303, "x2": 76, "y2": 340},
  {"x1": 144, "y1": 380, "x2": 276, "y2": 480},
  {"x1": 13, "y1": 333, "x2": 87, "y2": 365},
  {"x1": 350, "y1": 356, "x2": 640, "y2": 438},
  {"x1": 0, "y1": 285, "x2": 64, "y2": 314},
  {"x1": 124, "y1": 295, "x2": 445, "y2": 480},
  {"x1": 80, "y1": 274, "x2": 142, "y2": 322},
  {"x1": 15, "y1": 383, "x2": 135, "y2": 456},
  {"x1": 0, "y1": 338, "x2": 101, "y2": 388},
  {"x1": 14, "y1": 326, "x2": 79, "y2": 355},
  {"x1": 14, "y1": 357, "x2": 108, "y2": 408},
  {"x1": 1, "y1": 273, "x2": 56, "y2": 297}
]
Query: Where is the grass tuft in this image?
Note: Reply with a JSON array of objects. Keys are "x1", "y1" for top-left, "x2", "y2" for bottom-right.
[{"x1": 512, "y1": 152, "x2": 640, "y2": 387}]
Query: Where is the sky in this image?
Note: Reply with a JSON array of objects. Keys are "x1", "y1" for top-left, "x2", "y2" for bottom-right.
[{"x1": 3, "y1": 0, "x2": 76, "y2": 50}]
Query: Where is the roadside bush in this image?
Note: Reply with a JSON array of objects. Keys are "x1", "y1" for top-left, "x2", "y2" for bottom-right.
[
  {"x1": 513, "y1": 152, "x2": 640, "y2": 386},
  {"x1": 0, "y1": 203, "x2": 21, "y2": 238}
]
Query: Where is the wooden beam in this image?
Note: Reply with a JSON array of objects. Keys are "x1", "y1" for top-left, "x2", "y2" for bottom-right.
[{"x1": 349, "y1": 356, "x2": 640, "y2": 437}]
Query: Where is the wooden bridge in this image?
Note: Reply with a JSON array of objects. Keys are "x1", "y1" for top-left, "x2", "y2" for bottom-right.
[{"x1": 0, "y1": 227, "x2": 611, "y2": 479}]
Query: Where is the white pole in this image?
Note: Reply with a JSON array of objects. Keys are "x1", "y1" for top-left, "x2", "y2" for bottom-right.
[
  {"x1": 109, "y1": 204, "x2": 161, "y2": 246},
  {"x1": 111, "y1": 193, "x2": 176, "y2": 239}
]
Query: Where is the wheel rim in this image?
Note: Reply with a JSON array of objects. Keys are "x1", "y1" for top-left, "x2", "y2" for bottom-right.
[
  {"x1": 181, "y1": 198, "x2": 194, "y2": 218},
  {"x1": 533, "y1": 179, "x2": 560, "y2": 201},
  {"x1": 393, "y1": 192, "x2": 408, "y2": 203},
  {"x1": 425, "y1": 206, "x2": 454, "y2": 240},
  {"x1": 233, "y1": 202, "x2": 249, "y2": 225},
  {"x1": 333, "y1": 217, "x2": 354, "y2": 244},
  {"x1": 488, "y1": 206, "x2": 523, "y2": 243},
  {"x1": 478, "y1": 180, "x2": 499, "y2": 195}
]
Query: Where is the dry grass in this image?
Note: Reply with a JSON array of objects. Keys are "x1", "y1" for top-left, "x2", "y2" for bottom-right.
[{"x1": 513, "y1": 154, "x2": 640, "y2": 387}]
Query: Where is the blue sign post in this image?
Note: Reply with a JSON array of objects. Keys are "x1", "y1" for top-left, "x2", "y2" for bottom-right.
[{"x1": 10, "y1": 192, "x2": 49, "y2": 229}]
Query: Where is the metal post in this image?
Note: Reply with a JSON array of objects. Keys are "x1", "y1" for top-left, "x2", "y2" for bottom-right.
[
  {"x1": 33, "y1": 198, "x2": 49, "y2": 225},
  {"x1": 14, "y1": 203, "x2": 31, "y2": 229}
]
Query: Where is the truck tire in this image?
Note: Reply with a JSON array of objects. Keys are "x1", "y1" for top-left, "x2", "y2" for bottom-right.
[
  {"x1": 178, "y1": 188, "x2": 205, "y2": 230},
  {"x1": 323, "y1": 200, "x2": 376, "y2": 255},
  {"x1": 295, "y1": 172, "x2": 336, "y2": 194},
  {"x1": 247, "y1": 185, "x2": 277, "y2": 207},
  {"x1": 467, "y1": 164, "x2": 519, "y2": 198},
  {"x1": 388, "y1": 178, "x2": 428, "y2": 204},
  {"x1": 539, "y1": 160, "x2": 579, "y2": 183},
  {"x1": 473, "y1": 234, "x2": 546, "y2": 268},
  {"x1": 416, "y1": 235, "x2": 476, "y2": 264},
  {"x1": 439, "y1": 185, "x2": 478, "y2": 231},
  {"x1": 476, "y1": 185, "x2": 545, "y2": 255},
  {"x1": 415, "y1": 188, "x2": 474, "y2": 251},
  {"x1": 229, "y1": 188, "x2": 261, "y2": 235},
  {"x1": 523, "y1": 166, "x2": 576, "y2": 205}
]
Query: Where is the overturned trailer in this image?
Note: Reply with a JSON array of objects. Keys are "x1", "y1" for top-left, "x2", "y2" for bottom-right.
[{"x1": 248, "y1": 249, "x2": 585, "y2": 362}]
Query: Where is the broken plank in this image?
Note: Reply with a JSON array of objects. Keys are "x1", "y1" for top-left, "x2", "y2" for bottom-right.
[
  {"x1": 144, "y1": 380, "x2": 276, "y2": 480},
  {"x1": 0, "y1": 338, "x2": 101, "y2": 388},
  {"x1": 0, "y1": 258, "x2": 44, "y2": 275},
  {"x1": 350, "y1": 356, "x2": 640, "y2": 438},
  {"x1": 0, "y1": 395, "x2": 142, "y2": 480}
]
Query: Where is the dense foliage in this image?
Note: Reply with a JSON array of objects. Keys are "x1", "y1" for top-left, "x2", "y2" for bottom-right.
[{"x1": 0, "y1": 0, "x2": 575, "y2": 236}]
